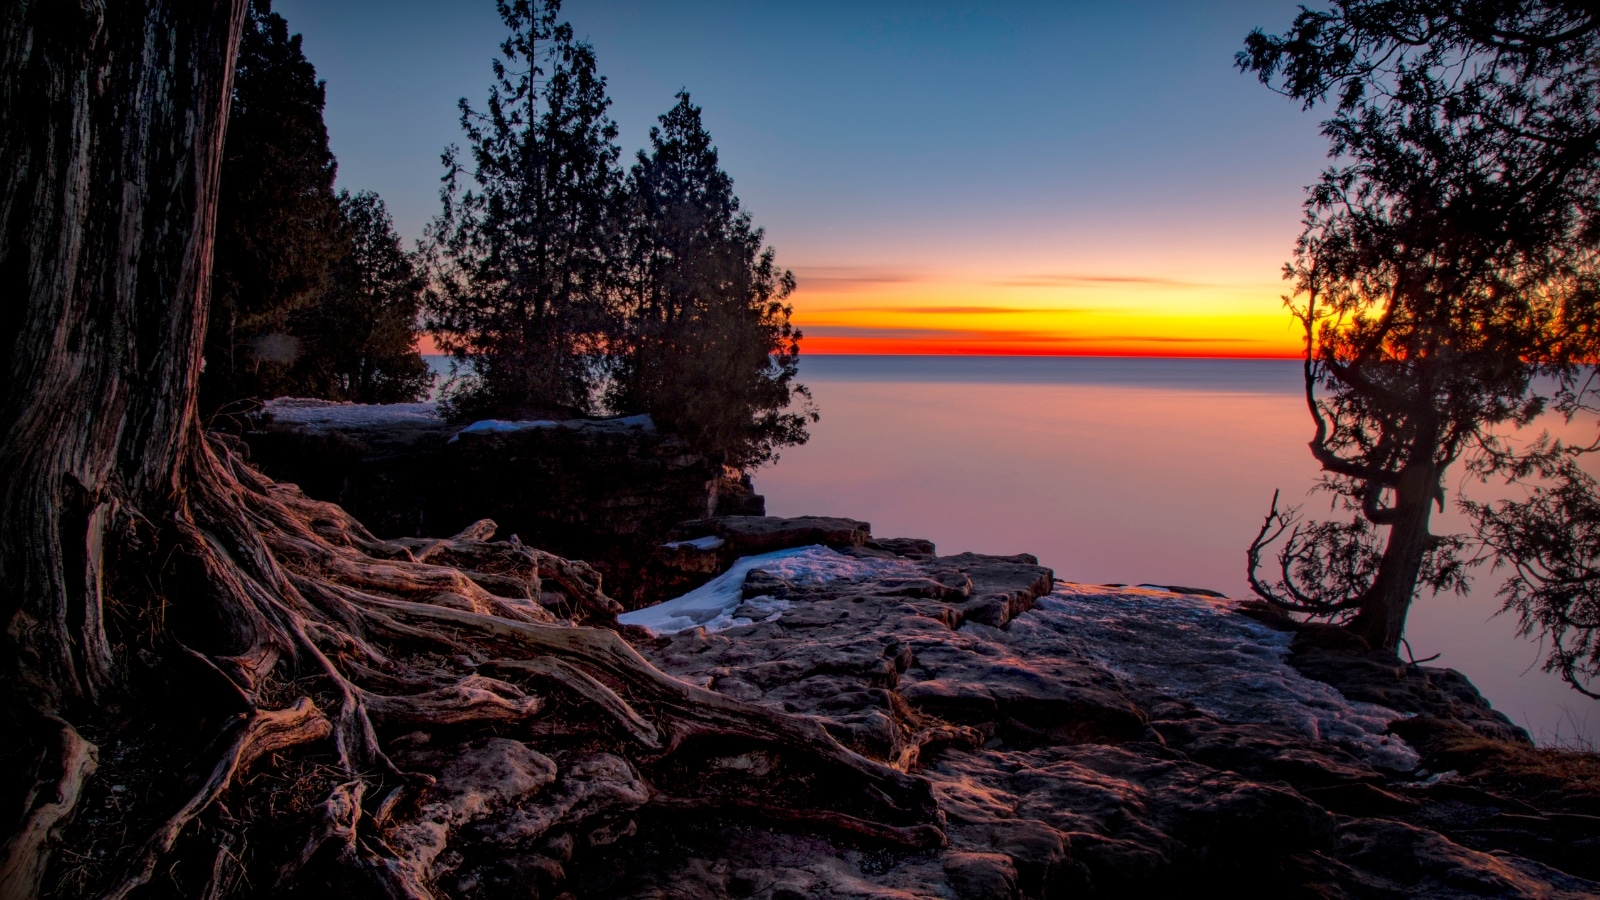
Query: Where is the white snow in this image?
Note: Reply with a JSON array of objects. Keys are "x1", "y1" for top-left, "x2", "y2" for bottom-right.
[
  {"x1": 262, "y1": 402, "x2": 658, "y2": 442},
  {"x1": 450, "y1": 413, "x2": 656, "y2": 442},
  {"x1": 453, "y1": 418, "x2": 560, "y2": 439},
  {"x1": 662, "y1": 536, "x2": 726, "y2": 551},
  {"x1": 1010, "y1": 584, "x2": 1420, "y2": 771},
  {"x1": 263, "y1": 398, "x2": 443, "y2": 429},
  {"x1": 619, "y1": 546, "x2": 919, "y2": 635}
]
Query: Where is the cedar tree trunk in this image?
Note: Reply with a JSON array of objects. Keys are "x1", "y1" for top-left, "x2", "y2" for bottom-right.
[{"x1": 1348, "y1": 461, "x2": 1441, "y2": 653}]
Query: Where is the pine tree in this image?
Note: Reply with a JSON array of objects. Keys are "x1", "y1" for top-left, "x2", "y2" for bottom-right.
[
  {"x1": 291, "y1": 191, "x2": 434, "y2": 404},
  {"x1": 426, "y1": 0, "x2": 622, "y2": 421},
  {"x1": 612, "y1": 92, "x2": 814, "y2": 466},
  {"x1": 201, "y1": 0, "x2": 341, "y2": 414}
]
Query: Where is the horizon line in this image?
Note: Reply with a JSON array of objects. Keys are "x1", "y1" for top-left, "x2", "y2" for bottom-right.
[{"x1": 794, "y1": 348, "x2": 1302, "y2": 361}]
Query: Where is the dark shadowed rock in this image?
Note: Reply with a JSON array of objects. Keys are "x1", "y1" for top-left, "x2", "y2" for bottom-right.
[
  {"x1": 1288, "y1": 624, "x2": 1532, "y2": 746},
  {"x1": 639, "y1": 516, "x2": 883, "y2": 607},
  {"x1": 669, "y1": 515, "x2": 873, "y2": 554},
  {"x1": 241, "y1": 400, "x2": 765, "y2": 605}
]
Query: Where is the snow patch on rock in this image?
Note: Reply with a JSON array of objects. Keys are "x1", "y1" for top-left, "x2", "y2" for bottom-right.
[
  {"x1": 263, "y1": 398, "x2": 443, "y2": 429},
  {"x1": 662, "y1": 535, "x2": 726, "y2": 551},
  {"x1": 620, "y1": 546, "x2": 920, "y2": 635},
  {"x1": 450, "y1": 413, "x2": 656, "y2": 442},
  {"x1": 453, "y1": 418, "x2": 560, "y2": 439}
]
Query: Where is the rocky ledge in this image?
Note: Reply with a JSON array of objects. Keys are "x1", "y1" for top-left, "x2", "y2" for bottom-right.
[
  {"x1": 239, "y1": 399, "x2": 764, "y2": 605},
  {"x1": 490, "y1": 526, "x2": 1599, "y2": 898}
]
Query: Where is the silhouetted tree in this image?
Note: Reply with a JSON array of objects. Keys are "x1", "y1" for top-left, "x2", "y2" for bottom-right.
[
  {"x1": 426, "y1": 0, "x2": 622, "y2": 421},
  {"x1": 611, "y1": 93, "x2": 814, "y2": 467},
  {"x1": 201, "y1": 0, "x2": 341, "y2": 413},
  {"x1": 291, "y1": 190, "x2": 434, "y2": 403},
  {"x1": 1240, "y1": 2, "x2": 1600, "y2": 686}
]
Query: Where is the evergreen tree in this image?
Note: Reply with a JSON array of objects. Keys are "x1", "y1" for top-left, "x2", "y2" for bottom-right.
[
  {"x1": 201, "y1": 0, "x2": 341, "y2": 413},
  {"x1": 611, "y1": 93, "x2": 813, "y2": 466},
  {"x1": 426, "y1": 0, "x2": 622, "y2": 421},
  {"x1": 291, "y1": 191, "x2": 434, "y2": 403},
  {"x1": 1239, "y1": 1, "x2": 1600, "y2": 689}
]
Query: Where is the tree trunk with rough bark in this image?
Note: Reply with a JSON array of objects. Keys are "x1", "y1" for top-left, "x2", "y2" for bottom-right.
[
  {"x1": 0, "y1": 4, "x2": 939, "y2": 898},
  {"x1": 2, "y1": 3, "x2": 247, "y2": 893},
  {"x1": 1348, "y1": 463, "x2": 1440, "y2": 654},
  {"x1": 1, "y1": 0, "x2": 243, "y2": 716}
]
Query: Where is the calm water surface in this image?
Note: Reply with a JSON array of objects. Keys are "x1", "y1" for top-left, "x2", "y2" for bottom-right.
[{"x1": 756, "y1": 355, "x2": 1597, "y2": 744}]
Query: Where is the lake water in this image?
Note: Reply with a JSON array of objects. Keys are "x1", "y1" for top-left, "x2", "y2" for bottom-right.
[{"x1": 753, "y1": 355, "x2": 1598, "y2": 745}]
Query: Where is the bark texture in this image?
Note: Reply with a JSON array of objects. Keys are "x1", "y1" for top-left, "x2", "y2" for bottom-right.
[
  {"x1": 1, "y1": 0, "x2": 244, "y2": 715},
  {"x1": 0, "y1": 4, "x2": 938, "y2": 898},
  {"x1": 3, "y1": 5, "x2": 244, "y2": 891},
  {"x1": 1348, "y1": 463, "x2": 1440, "y2": 653}
]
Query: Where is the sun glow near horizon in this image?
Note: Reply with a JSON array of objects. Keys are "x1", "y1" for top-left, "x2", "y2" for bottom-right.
[
  {"x1": 787, "y1": 265, "x2": 1304, "y2": 358},
  {"x1": 413, "y1": 266, "x2": 1307, "y2": 360}
]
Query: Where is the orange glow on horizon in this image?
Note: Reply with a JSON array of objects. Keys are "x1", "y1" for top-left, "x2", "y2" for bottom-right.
[
  {"x1": 797, "y1": 335, "x2": 1301, "y2": 358},
  {"x1": 786, "y1": 264, "x2": 1303, "y2": 359},
  {"x1": 411, "y1": 266, "x2": 1306, "y2": 359}
]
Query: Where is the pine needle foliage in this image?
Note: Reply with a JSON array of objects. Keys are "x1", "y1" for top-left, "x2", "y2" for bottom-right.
[
  {"x1": 291, "y1": 191, "x2": 435, "y2": 404},
  {"x1": 610, "y1": 93, "x2": 814, "y2": 467},
  {"x1": 202, "y1": 0, "x2": 341, "y2": 413},
  {"x1": 426, "y1": 4, "x2": 814, "y2": 466},
  {"x1": 426, "y1": 0, "x2": 622, "y2": 421},
  {"x1": 1240, "y1": 1, "x2": 1600, "y2": 690}
]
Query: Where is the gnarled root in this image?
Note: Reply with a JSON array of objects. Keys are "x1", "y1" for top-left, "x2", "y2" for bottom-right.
[
  {"x1": 0, "y1": 717, "x2": 97, "y2": 900},
  {"x1": 33, "y1": 438, "x2": 940, "y2": 899}
]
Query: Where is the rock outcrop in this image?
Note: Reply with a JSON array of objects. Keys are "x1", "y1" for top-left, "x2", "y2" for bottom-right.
[
  {"x1": 536, "y1": 532, "x2": 1598, "y2": 899},
  {"x1": 196, "y1": 411, "x2": 1600, "y2": 898},
  {"x1": 240, "y1": 400, "x2": 763, "y2": 605}
]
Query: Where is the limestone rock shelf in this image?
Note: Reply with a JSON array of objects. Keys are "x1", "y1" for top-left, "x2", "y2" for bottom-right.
[
  {"x1": 234, "y1": 405, "x2": 1597, "y2": 896},
  {"x1": 419, "y1": 523, "x2": 1598, "y2": 897}
]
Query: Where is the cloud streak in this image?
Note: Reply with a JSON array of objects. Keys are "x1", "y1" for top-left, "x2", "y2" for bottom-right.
[
  {"x1": 791, "y1": 267, "x2": 924, "y2": 289},
  {"x1": 801, "y1": 325, "x2": 1266, "y2": 345},
  {"x1": 792, "y1": 268, "x2": 1209, "y2": 292},
  {"x1": 812, "y1": 305, "x2": 1101, "y2": 316},
  {"x1": 986, "y1": 273, "x2": 1208, "y2": 289}
]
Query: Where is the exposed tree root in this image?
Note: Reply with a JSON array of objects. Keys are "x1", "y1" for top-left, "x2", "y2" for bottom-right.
[
  {"x1": 25, "y1": 438, "x2": 940, "y2": 898},
  {"x1": 0, "y1": 717, "x2": 97, "y2": 900}
]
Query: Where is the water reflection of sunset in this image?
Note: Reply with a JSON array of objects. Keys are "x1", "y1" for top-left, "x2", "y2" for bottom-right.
[
  {"x1": 789, "y1": 268, "x2": 1302, "y2": 358},
  {"x1": 758, "y1": 357, "x2": 1594, "y2": 740}
]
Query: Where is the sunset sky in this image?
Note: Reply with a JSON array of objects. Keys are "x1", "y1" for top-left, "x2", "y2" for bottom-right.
[{"x1": 273, "y1": 0, "x2": 1328, "y2": 357}]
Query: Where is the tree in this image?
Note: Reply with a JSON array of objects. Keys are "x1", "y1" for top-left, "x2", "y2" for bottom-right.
[
  {"x1": 201, "y1": 0, "x2": 341, "y2": 414},
  {"x1": 290, "y1": 190, "x2": 434, "y2": 404},
  {"x1": 426, "y1": 0, "x2": 622, "y2": 421},
  {"x1": 1, "y1": 4, "x2": 932, "y2": 896},
  {"x1": 611, "y1": 92, "x2": 815, "y2": 467},
  {"x1": 1238, "y1": 2, "x2": 1600, "y2": 680}
]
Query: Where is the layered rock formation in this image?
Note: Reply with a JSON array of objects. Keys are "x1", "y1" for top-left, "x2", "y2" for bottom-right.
[
  {"x1": 353, "y1": 515, "x2": 1600, "y2": 890},
  {"x1": 200, "y1": 409, "x2": 1600, "y2": 896},
  {"x1": 240, "y1": 400, "x2": 763, "y2": 604},
  {"x1": 382, "y1": 517, "x2": 1598, "y2": 898}
]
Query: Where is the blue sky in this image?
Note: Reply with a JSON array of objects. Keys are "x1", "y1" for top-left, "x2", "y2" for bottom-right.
[{"x1": 271, "y1": 0, "x2": 1330, "y2": 354}]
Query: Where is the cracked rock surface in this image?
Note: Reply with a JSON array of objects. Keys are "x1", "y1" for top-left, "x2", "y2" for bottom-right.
[{"x1": 561, "y1": 536, "x2": 1600, "y2": 899}]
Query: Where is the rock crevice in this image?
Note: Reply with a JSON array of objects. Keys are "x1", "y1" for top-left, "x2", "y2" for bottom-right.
[{"x1": 566, "y1": 527, "x2": 1600, "y2": 899}]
